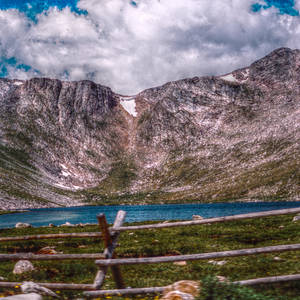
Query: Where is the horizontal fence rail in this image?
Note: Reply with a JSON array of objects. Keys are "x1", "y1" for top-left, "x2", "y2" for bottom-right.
[
  {"x1": 113, "y1": 207, "x2": 300, "y2": 232},
  {"x1": 235, "y1": 274, "x2": 300, "y2": 286},
  {"x1": 84, "y1": 286, "x2": 166, "y2": 297},
  {"x1": 0, "y1": 253, "x2": 105, "y2": 261},
  {"x1": 0, "y1": 282, "x2": 95, "y2": 291},
  {"x1": 95, "y1": 243, "x2": 300, "y2": 266},
  {"x1": 0, "y1": 232, "x2": 102, "y2": 242},
  {"x1": 83, "y1": 274, "x2": 300, "y2": 297}
]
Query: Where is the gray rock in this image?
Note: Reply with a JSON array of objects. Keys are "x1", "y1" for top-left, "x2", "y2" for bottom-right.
[
  {"x1": 1, "y1": 293, "x2": 42, "y2": 300},
  {"x1": 15, "y1": 223, "x2": 32, "y2": 229},
  {"x1": 21, "y1": 281, "x2": 57, "y2": 297},
  {"x1": 293, "y1": 215, "x2": 300, "y2": 222},
  {"x1": 208, "y1": 260, "x2": 227, "y2": 266},
  {"x1": 13, "y1": 260, "x2": 35, "y2": 274},
  {"x1": 161, "y1": 291, "x2": 194, "y2": 300},
  {"x1": 60, "y1": 222, "x2": 74, "y2": 227},
  {"x1": 192, "y1": 215, "x2": 203, "y2": 220}
]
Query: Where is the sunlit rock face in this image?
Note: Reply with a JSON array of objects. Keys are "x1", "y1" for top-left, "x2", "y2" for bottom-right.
[{"x1": 0, "y1": 47, "x2": 299, "y2": 209}]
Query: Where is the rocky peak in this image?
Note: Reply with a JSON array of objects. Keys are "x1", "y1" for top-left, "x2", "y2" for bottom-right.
[{"x1": 0, "y1": 47, "x2": 299, "y2": 209}]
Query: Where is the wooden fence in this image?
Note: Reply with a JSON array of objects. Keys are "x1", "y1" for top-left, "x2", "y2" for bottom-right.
[{"x1": 0, "y1": 207, "x2": 299, "y2": 298}]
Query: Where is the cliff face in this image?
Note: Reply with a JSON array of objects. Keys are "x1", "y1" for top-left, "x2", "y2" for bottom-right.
[{"x1": 0, "y1": 47, "x2": 299, "y2": 209}]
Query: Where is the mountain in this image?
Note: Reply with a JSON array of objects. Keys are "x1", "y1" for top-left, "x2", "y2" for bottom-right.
[{"x1": 0, "y1": 47, "x2": 299, "y2": 209}]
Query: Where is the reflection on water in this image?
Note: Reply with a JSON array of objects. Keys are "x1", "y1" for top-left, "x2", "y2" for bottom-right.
[{"x1": 0, "y1": 201, "x2": 300, "y2": 229}]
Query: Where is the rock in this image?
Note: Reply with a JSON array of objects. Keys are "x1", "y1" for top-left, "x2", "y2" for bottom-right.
[
  {"x1": 37, "y1": 246, "x2": 59, "y2": 255},
  {"x1": 48, "y1": 223, "x2": 56, "y2": 227},
  {"x1": 60, "y1": 222, "x2": 74, "y2": 227},
  {"x1": 173, "y1": 261, "x2": 187, "y2": 266},
  {"x1": 163, "y1": 280, "x2": 200, "y2": 297},
  {"x1": 161, "y1": 291, "x2": 194, "y2": 300},
  {"x1": 216, "y1": 275, "x2": 228, "y2": 282},
  {"x1": 78, "y1": 245, "x2": 87, "y2": 248},
  {"x1": 1, "y1": 293, "x2": 42, "y2": 300},
  {"x1": 21, "y1": 281, "x2": 58, "y2": 297},
  {"x1": 208, "y1": 260, "x2": 227, "y2": 266},
  {"x1": 192, "y1": 215, "x2": 203, "y2": 220},
  {"x1": 293, "y1": 215, "x2": 300, "y2": 222},
  {"x1": 273, "y1": 256, "x2": 283, "y2": 261},
  {"x1": 13, "y1": 261, "x2": 35, "y2": 274},
  {"x1": 15, "y1": 223, "x2": 32, "y2": 229}
]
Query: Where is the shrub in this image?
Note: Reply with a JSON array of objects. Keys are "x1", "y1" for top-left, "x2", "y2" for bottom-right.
[{"x1": 197, "y1": 276, "x2": 276, "y2": 300}]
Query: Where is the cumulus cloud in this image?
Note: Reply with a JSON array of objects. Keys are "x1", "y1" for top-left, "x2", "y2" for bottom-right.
[{"x1": 0, "y1": 0, "x2": 300, "y2": 94}]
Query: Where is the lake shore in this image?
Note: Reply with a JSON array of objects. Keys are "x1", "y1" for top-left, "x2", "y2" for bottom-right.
[
  {"x1": 0, "y1": 210, "x2": 28, "y2": 215},
  {"x1": 1, "y1": 201, "x2": 300, "y2": 229}
]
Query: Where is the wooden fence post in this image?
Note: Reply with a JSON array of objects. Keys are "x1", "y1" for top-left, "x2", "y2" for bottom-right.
[{"x1": 93, "y1": 211, "x2": 126, "y2": 289}]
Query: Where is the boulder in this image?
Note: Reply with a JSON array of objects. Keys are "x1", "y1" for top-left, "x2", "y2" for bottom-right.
[
  {"x1": 293, "y1": 215, "x2": 300, "y2": 222},
  {"x1": 21, "y1": 281, "x2": 57, "y2": 297},
  {"x1": 216, "y1": 275, "x2": 228, "y2": 282},
  {"x1": 161, "y1": 291, "x2": 194, "y2": 300},
  {"x1": 1, "y1": 293, "x2": 42, "y2": 300},
  {"x1": 163, "y1": 280, "x2": 200, "y2": 297},
  {"x1": 192, "y1": 215, "x2": 203, "y2": 220},
  {"x1": 60, "y1": 222, "x2": 74, "y2": 227},
  {"x1": 208, "y1": 260, "x2": 227, "y2": 266},
  {"x1": 13, "y1": 260, "x2": 35, "y2": 274},
  {"x1": 15, "y1": 223, "x2": 32, "y2": 229},
  {"x1": 37, "y1": 246, "x2": 58, "y2": 255},
  {"x1": 173, "y1": 261, "x2": 187, "y2": 266}
]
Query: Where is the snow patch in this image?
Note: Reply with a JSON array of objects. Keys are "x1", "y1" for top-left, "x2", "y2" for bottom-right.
[
  {"x1": 13, "y1": 81, "x2": 23, "y2": 86},
  {"x1": 239, "y1": 68, "x2": 250, "y2": 83},
  {"x1": 220, "y1": 73, "x2": 238, "y2": 83},
  {"x1": 120, "y1": 96, "x2": 137, "y2": 117},
  {"x1": 60, "y1": 164, "x2": 72, "y2": 177},
  {"x1": 61, "y1": 170, "x2": 70, "y2": 177},
  {"x1": 54, "y1": 182, "x2": 81, "y2": 190},
  {"x1": 243, "y1": 68, "x2": 249, "y2": 77}
]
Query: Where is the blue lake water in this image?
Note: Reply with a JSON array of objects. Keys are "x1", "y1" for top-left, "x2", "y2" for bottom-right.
[{"x1": 1, "y1": 201, "x2": 300, "y2": 229}]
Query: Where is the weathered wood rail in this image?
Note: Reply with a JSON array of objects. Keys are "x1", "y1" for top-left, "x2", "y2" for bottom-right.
[
  {"x1": 112, "y1": 207, "x2": 300, "y2": 232},
  {"x1": 83, "y1": 274, "x2": 300, "y2": 297},
  {"x1": 0, "y1": 232, "x2": 102, "y2": 242},
  {"x1": 0, "y1": 253, "x2": 105, "y2": 261},
  {"x1": 95, "y1": 244, "x2": 300, "y2": 266},
  {"x1": 0, "y1": 207, "x2": 299, "y2": 298}
]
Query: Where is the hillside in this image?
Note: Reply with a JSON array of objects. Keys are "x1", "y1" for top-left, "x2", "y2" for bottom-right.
[{"x1": 0, "y1": 47, "x2": 299, "y2": 209}]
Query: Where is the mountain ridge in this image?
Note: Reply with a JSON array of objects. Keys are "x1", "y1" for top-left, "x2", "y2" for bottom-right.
[{"x1": 0, "y1": 47, "x2": 299, "y2": 209}]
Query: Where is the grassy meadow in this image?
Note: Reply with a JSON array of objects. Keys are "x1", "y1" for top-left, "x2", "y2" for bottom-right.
[{"x1": 0, "y1": 214, "x2": 299, "y2": 299}]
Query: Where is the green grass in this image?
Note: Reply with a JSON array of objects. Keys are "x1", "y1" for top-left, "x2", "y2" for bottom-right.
[{"x1": 0, "y1": 214, "x2": 299, "y2": 299}]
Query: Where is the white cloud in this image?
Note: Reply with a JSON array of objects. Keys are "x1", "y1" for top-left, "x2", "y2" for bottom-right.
[{"x1": 0, "y1": 0, "x2": 300, "y2": 94}]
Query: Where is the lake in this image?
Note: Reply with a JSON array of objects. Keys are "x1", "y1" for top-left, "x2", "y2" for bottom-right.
[{"x1": 0, "y1": 201, "x2": 300, "y2": 229}]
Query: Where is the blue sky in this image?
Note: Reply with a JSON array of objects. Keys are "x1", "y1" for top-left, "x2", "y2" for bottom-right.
[
  {"x1": 0, "y1": 0, "x2": 298, "y2": 15},
  {"x1": 0, "y1": 0, "x2": 300, "y2": 94},
  {"x1": 0, "y1": 0, "x2": 80, "y2": 17}
]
